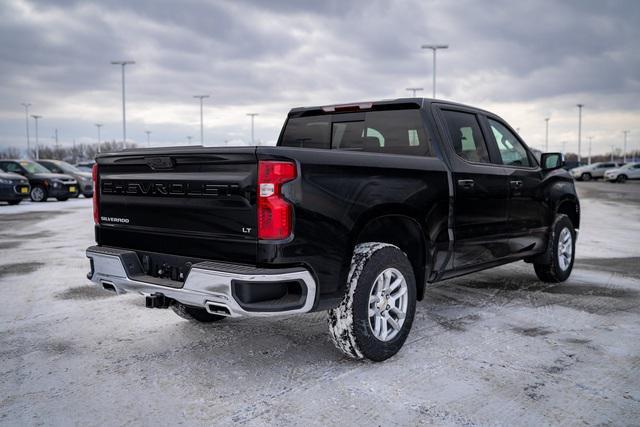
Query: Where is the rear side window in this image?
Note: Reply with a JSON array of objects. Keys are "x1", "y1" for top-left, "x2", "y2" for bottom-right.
[
  {"x1": 280, "y1": 109, "x2": 432, "y2": 157},
  {"x1": 441, "y1": 110, "x2": 490, "y2": 163},
  {"x1": 280, "y1": 116, "x2": 331, "y2": 149}
]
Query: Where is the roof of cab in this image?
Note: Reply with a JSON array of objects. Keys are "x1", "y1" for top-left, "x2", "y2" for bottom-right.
[{"x1": 287, "y1": 98, "x2": 494, "y2": 117}]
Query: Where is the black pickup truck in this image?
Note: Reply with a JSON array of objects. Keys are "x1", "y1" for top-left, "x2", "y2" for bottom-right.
[{"x1": 87, "y1": 98, "x2": 579, "y2": 361}]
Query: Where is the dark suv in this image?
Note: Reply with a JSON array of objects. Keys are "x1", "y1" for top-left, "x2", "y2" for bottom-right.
[
  {"x1": 38, "y1": 159, "x2": 93, "y2": 198},
  {"x1": 0, "y1": 160, "x2": 78, "y2": 202}
]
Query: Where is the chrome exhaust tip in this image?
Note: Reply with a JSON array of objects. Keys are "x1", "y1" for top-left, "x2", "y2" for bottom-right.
[{"x1": 204, "y1": 301, "x2": 232, "y2": 317}]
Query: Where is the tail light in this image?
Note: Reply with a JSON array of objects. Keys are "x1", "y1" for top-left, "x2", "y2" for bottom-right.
[
  {"x1": 92, "y1": 164, "x2": 99, "y2": 224},
  {"x1": 257, "y1": 160, "x2": 296, "y2": 240}
]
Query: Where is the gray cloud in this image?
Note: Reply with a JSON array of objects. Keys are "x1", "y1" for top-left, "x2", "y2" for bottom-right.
[{"x1": 0, "y1": 0, "x2": 638, "y2": 155}]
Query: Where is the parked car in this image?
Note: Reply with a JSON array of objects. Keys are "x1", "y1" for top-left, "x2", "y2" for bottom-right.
[
  {"x1": 563, "y1": 160, "x2": 583, "y2": 171},
  {"x1": 0, "y1": 166, "x2": 30, "y2": 205},
  {"x1": 604, "y1": 162, "x2": 640, "y2": 183},
  {"x1": 86, "y1": 98, "x2": 580, "y2": 361},
  {"x1": 0, "y1": 160, "x2": 78, "y2": 202},
  {"x1": 570, "y1": 162, "x2": 622, "y2": 181},
  {"x1": 37, "y1": 159, "x2": 93, "y2": 197},
  {"x1": 75, "y1": 161, "x2": 95, "y2": 173}
]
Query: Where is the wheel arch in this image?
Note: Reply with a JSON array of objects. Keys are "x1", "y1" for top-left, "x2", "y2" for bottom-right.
[
  {"x1": 348, "y1": 206, "x2": 430, "y2": 301},
  {"x1": 556, "y1": 196, "x2": 580, "y2": 230}
]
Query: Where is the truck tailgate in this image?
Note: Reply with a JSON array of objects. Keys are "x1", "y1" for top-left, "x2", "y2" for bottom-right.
[{"x1": 96, "y1": 147, "x2": 257, "y2": 263}]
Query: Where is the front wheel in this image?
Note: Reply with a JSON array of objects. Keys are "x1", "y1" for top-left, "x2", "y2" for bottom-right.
[
  {"x1": 30, "y1": 186, "x2": 47, "y2": 202},
  {"x1": 580, "y1": 173, "x2": 592, "y2": 181},
  {"x1": 534, "y1": 215, "x2": 576, "y2": 283},
  {"x1": 617, "y1": 174, "x2": 628, "y2": 183},
  {"x1": 328, "y1": 243, "x2": 416, "y2": 362}
]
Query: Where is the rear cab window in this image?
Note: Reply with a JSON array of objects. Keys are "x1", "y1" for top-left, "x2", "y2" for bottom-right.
[{"x1": 280, "y1": 108, "x2": 433, "y2": 157}]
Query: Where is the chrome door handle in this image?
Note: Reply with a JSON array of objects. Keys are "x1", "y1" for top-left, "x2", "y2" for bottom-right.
[
  {"x1": 510, "y1": 180, "x2": 523, "y2": 189},
  {"x1": 457, "y1": 179, "x2": 475, "y2": 190}
]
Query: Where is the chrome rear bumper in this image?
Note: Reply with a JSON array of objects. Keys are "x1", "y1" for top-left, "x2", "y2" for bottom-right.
[{"x1": 86, "y1": 246, "x2": 317, "y2": 317}]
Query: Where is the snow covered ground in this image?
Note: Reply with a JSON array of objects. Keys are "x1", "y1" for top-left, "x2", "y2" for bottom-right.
[{"x1": 1, "y1": 183, "x2": 639, "y2": 426}]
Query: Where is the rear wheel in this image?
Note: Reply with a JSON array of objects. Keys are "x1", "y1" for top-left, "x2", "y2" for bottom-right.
[
  {"x1": 580, "y1": 172, "x2": 592, "y2": 181},
  {"x1": 534, "y1": 215, "x2": 576, "y2": 283},
  {"x1": 617, "y1": 174, "x2": 628, "y2": 183},
  {"x1": 171, "y1": 303, "x2": 226, "y2": 323},
  {"x1": 30, "y1": 186, "x2": 47, "y2": 202},
  {"x1": 328, "y1": 243, "x2": 416, "y2": 362}
]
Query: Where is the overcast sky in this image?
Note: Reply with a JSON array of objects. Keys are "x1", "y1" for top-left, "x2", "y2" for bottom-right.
[{"x1": 1, "y1": 0, "x2": 638, "y2": 155}]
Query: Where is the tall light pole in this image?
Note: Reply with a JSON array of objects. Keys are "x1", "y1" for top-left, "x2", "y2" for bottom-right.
[
  {"x1": 247, "y1": 113, "x2": 259, "y2": 145},
  {"x1": 421, "y1": 44, "x2": 449, "y2": 98},
  {"x1": 576, "y1": 104, "x2": 584, "y2": 162},
  {"x1": 587, "y1": 136, "x2": 593, "y2": 165},
  {"x1": 406, "y1": 87, "x2": 424, "y2": 97},
  {"x1": 21, "y1": 103, "x2": 31, "y2": 157},
  {"x1": 111, "y1": 60, "x2": 135, "y2": 143},
  {"x1": 95, "y1": 123, "x2": 103, "y2": 153},
  {"x1": 544, "y1": 117, "x2": 550, "y2": 152},
  {"x1": 193, "y1": 95, "x2": 210, "y2": 144},
  {"x1": 623, "y1": 130, "x2": 629, "y2": 162},
  {"x1": 31, "y1": 115, "x2": 42, "y2": 160},
  {"x1": 561, "y1": 140, "x2": 567, "y2": 156},
  {"x1": 610, "y1": 145, "x2": 615, "y2": 162},
  {"x1": 145, "y1": 130, "x2": 151, "y2": 147}
]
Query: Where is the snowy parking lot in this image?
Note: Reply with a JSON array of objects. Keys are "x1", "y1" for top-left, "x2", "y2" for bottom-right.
[{"x1": 1, "y1": 183, "x2": 639, "y2": 425}]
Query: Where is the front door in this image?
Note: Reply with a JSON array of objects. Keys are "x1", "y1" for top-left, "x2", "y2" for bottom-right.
[
  {"x1": 484, "y1": 116, "x2": 548, "y2": 253},
  {"x1": 436, "y1": 108, "x2": 511, "y2": 269}
]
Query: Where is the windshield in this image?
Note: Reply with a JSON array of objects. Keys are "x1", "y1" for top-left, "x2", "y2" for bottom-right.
[
  {"x1": 20, "y1": 161, "x2": 52, "y2": 174},
  {"x1": 56, "y1": 161, "x2": 81, "y2": 174}
]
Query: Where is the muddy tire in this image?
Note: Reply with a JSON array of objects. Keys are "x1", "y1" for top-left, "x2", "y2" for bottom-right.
[
  {"x1": 580, "y1": 172, "x2": 592, "y2": 181},
  {"x1": 327, "y1": 242, "x2": 416, "y2": 362},
  {"x1": 534, "y1": 215, "x2": 576, "y2": 283},
  {"x1": 616, "y1": 174, "x2": 627, "y2": 183},
  {"x1": 171, "y1": 303, "x2": 226, "y2": 323}
]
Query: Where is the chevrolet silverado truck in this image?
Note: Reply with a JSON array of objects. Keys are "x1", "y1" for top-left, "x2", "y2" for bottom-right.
[{"x1": 86, "y1": 98, "x2": 580, "y2": 361}]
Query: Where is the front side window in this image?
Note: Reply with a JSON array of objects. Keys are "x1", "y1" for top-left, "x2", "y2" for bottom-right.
[
  {"x1": 488, "y1": 119, "x2": 531, "y2": 167},
  {"x1": 441, "y1": 110, "x2": 490, "y2": 163}
]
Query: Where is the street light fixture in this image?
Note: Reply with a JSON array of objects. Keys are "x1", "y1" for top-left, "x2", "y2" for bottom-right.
[
  {"x1": 21, "y1": 103, "x2": 31, "y2": 157},
  {"x1": 193, "y1": 95, "x2": 210, "y2": 145},
  {"x1": 247, "y1": 113, "x2": 259, "y2": 145},
  {"x1": 544, "y1": 117, "x2": 550, "y2": 152},
  {"x1": 111, "y1": 60, "x2": 135, "y2": 143},
  {"x1": 31, "y1": 115, "x2": 42, "y2": 160},
  {"x1": 576, "y1": 104, "x2": 584, "y2": 162},
  {"x1": 406, "y1": 87, "x2": 424, "y2": 97},
  {"x1": 421, "y1": 44, "x2": 449, "y2": 98},
  {"x1": 95, "y1": 123, "x2": 103, "y2": 153}
]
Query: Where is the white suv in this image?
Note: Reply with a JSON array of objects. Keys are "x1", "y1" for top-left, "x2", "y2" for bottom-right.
[
  {"x1": 604, "y1": 162, "x2": 640, "y2": 183},
  {"x1": 570, "y1": 162, "x2": 621, "y2": 181}
]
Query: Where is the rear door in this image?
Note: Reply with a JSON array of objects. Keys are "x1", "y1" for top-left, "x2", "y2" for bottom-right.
[
  {"x1": 435, "y1": 107, "x2": 511, "y2": 269},
  {"x1": 96, "y1": 148, "x2": 258, "y2": 263},
  {"x1": 483, "y1": 116, "x2": 548, "y2": 253}
]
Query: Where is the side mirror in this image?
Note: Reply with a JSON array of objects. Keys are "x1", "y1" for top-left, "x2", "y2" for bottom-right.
[{"x1": 540, "y1": 152, "x2": 565, "y2": 171}]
